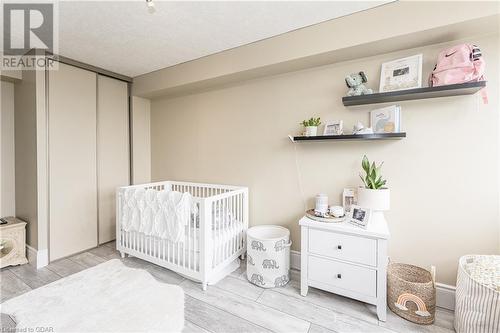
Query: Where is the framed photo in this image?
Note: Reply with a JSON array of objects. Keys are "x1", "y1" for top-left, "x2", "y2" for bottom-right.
[
  {"x1": 323, "y1": 120, "x2": 343, "y2": 136},
  {"x1": 348, "y1": 205, "x2": 372, "y2": 229},
  {"x1": 342, "y1": 188, "x2": 357, "y2": 214},
  {"x1": 370, "y1": 105, "x2": 401, "y2": 133},
  {"x1": 379, "y1": 54, "x2": 423, "y2": 92}
]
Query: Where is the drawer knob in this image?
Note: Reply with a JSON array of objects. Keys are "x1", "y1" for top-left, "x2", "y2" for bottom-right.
[
  {"x1": 337, "y1": 274, "x2": 342, "y2": 279},
  {"x1": 337, "y1": 245, "x2": 342, "y2": 250}
]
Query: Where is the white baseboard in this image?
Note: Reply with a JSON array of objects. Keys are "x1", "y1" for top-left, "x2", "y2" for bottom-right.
[
  {"x1": 26, "y1": 245, "x2": 49, "y2": 269},
  {"x1": 289, "y1": 250, "x2": 455, "y2": 311},
  {"x1": 26, "y1": 245, "x2": 37, "y2": 265},
  {"x1": 291, "y1": 250, "x2": 301, "y2": 270},
  {"x1": 436, "y1": 283, "x2": 456, "y2": 311}
]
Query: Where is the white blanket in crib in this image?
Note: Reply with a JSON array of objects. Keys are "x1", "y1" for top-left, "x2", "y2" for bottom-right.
[{"x1": 122, "y1": 188, "x2": 195, "y2": 242}]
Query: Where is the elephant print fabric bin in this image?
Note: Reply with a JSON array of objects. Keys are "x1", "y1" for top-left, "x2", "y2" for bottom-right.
[{"x1": 246, "y1": 225, "x2": 291, "y2": 288}]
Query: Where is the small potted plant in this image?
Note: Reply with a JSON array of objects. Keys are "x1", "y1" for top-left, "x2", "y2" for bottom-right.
[
  {"x1": 358, "y1": 155, "x2": 390, "y2": 214},
  {"x1": 301, "y1": 117, "x2": 321, "y2": 137}
]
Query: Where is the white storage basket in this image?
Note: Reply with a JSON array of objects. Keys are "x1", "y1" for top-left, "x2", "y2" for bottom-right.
[
  {"x1": 246, "y1": 226, "x2": 291, "y2": 288},
  {"x1": 455, "y1": 255, "x2": 499, "y2": 333}
]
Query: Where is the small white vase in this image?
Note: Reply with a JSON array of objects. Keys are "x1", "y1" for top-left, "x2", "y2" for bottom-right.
[
  {"x1": 305, "y1": 126, "x2": 318, "y2": 137},
  {"x1": 358, "y1": 187, "x2": 390, "y2": 228},
  {"x1": 357, "y1": 187, "x2": 390, "y2": 211}
]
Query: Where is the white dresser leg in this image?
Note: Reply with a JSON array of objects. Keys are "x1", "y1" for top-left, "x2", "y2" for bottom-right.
[
  {"x1": 377, "y1": 239, "x2": 388, "y2": 322},
  {"x1": 377, "y1": 303, "x2": 387, "y2": 322},
  {"x1": 300, "y1": 226, "x2": 308, "y2": 297}
]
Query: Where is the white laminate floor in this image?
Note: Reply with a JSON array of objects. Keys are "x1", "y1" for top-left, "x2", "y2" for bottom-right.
[{"x1": 1, "y1": 242, "x2": 455, "y2": 333}]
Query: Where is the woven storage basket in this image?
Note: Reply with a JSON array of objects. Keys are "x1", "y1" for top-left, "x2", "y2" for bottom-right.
[{"x1": 387, "y1": 263, "x2": 436, "y2": 325}]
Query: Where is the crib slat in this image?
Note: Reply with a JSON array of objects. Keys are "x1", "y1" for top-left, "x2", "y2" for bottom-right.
[
  {"x1": 240, "y1": 193, "x2": 243, "y2": 250},
  {"x1": 143, "y1": 233, "x2": 146, "y2": 255},
  {"x1": 218, "y1": 199, "x2": 222, "y2": 266},
  {"x1": 176, "y1": 238, "x2": 180, "y2": 266},
  {"x1": 193, "y1": 212, "x2": 197, "y2": 271},
  {"x1": 226, "y1": 197, "x2": 230, "y2": 261},
  {"x1": 224, "y1": 197, "x2": 228, "y2": 262},
  {"x1": 166, "y1": 239, "x2": 170, "y2": 264},
  {"x1": 236, "y1": 194, "x2": 240, "y2": 251},
  {"x1": 188, "y1": 210, "x2": 192, "y2": 270},
  {"x1": 223, "y1": 197, "x2": 226, "y2": 262},
  {"x1": 220, "y1": 198, "x2": 223, "y2": 266},
  {"x1": 232, "y1": 195, "x2": 236, "y2": 255},
  {"x1": 182, "y1": 230, "x2": 186, "y2": 268}
]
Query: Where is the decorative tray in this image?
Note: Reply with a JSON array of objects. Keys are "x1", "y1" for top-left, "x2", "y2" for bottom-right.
[{"x1": 305, "y1": 209, "x2": 346, "y2": 223}]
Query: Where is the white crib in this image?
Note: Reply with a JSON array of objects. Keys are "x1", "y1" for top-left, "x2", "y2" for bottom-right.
[{"x1": 116, "y1": 181, "x2": 248, "y2": 290}]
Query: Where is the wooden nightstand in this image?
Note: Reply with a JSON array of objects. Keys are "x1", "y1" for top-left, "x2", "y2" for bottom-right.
[
  {"x1": 299, "y1": 216, "x2": 390, "y2": 321},
  {"x1": 0, "y1": 217, "x2": 29, "y2": 268}
]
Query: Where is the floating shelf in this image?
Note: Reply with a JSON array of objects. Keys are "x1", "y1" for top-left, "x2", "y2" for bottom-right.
[
  {"x1": 289, "y1": 132, "x2": 406, "y2": 142},
  {"x1": 342, "y1": 81, "x2": 486, "y2": 106}
]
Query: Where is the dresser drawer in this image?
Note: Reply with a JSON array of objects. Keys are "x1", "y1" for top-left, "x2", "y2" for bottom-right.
[
  {"x1": 308, "y1": 229, "x2": 377, "y2": 266},
  {"x1": 308, "y1": 255, "x2": 376, "y2": 297}
]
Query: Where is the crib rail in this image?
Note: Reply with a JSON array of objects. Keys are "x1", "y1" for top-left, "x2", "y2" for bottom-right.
[
  {"x1": 116, "y1": 181, "x2": 248, "y2": 288},
  {"x1": 209, "y1": 189, "x2": 248, "y2": 269}
]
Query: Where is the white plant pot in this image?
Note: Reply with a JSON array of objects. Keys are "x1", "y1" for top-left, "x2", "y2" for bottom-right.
[
  {"x1": 357, "y1": 187, "x2": 390, "y2": 211},
  {"x1": 305, "y1": 126, "x2": 318, "y2": 137}
]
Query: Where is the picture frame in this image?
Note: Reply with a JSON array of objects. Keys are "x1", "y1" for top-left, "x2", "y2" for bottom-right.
[
  {"x1": 347, "y1": 205, "x2": 372, "y2": 229},
  {"x1": 379, "y1": 54, "x2": 423, "y2": 93},
  {"x1": 342, "y1": 188, "x2": 357, "y2": 214},
  {"x1": 323, "y1": 120, "x2": 343, "y2": 136},
  {"x1": 370, "y1": 105, "x2": 401, "y2": 133}
]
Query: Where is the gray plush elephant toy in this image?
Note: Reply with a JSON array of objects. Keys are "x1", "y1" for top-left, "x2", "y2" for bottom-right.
[{"x1": 345, "y1": 71, "x2": 373, "y2": 96}]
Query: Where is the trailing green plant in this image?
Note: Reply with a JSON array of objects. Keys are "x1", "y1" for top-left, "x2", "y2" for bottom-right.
[
  {"x1": 359, "y1": 155, "x2": 387, "y2": 189},
  {"x1": 301, "y1": 117, "x2": 321, "y2": 127}
]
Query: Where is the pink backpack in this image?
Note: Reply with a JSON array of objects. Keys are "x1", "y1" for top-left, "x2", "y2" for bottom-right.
[{"x1": 429, "y1": 43, "x2": 487, "y2": 102}]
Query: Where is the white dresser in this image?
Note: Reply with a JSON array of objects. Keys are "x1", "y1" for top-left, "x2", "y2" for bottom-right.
[{"x1": 299, "y1": 216, "x2": 390, "y2": 321}]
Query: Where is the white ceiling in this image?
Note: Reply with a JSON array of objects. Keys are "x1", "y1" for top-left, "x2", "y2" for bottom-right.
[{"x1": 57, "y1": 1, "x2": 390, "y2": 77}]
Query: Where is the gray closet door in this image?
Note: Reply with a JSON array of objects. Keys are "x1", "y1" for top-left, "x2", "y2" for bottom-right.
[
  {"x1": 49, "y1": 63, "x2": 98, "y2": 260},
  {"x1": 97, "y1": 75, "x2": 129, "y2": 244}
]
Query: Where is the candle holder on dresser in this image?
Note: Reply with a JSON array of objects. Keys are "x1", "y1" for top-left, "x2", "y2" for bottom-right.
[{"x1": 0, "y1": 217, "x2": 29, "y2": 268}]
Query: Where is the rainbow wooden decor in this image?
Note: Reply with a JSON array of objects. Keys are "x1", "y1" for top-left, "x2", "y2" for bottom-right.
[{"x1": 394, "y1": 293, "x2": 431, "y2": 317}]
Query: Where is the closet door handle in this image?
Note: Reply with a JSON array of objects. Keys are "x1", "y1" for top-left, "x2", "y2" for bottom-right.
[
  {"x1": 337, "y1": 245, "x2": 342, "y2": 250},
  {"x1": 337, "y1": 274, "x2": 342, "y2": 279}
]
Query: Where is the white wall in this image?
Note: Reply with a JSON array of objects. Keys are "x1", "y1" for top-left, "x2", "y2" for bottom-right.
[
  {"x1": 150, "y1": 35, "x2": 499, "y2": 286},
  {"x1": 1, "y1": 81, "x2": 16, "y2": 217}
]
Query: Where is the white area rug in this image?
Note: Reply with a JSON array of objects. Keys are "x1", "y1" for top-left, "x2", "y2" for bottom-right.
[{"x1": 1, "y1": 259, "x2": 184, "y2": 332}]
